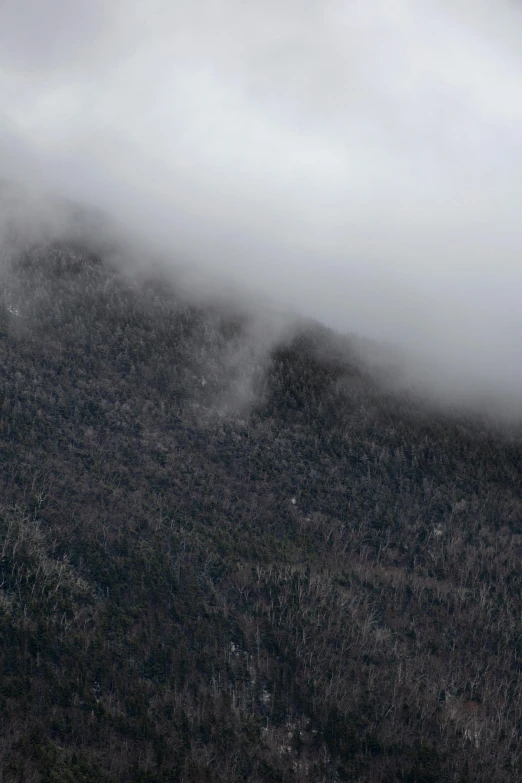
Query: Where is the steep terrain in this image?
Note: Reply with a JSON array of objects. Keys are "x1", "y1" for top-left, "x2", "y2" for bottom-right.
[{"x1": 1, "y1": 239, "x2": 522, "y2": 782}]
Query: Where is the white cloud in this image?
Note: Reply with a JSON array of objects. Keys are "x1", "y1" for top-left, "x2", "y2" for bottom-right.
[{"x1": 1, "y1": 0, "x2": 522, "y2": 409}]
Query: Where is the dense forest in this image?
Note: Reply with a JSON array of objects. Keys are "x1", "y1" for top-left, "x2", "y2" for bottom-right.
[{"x1": 1, "y1": 232, "x2": 522, "y2": 782}]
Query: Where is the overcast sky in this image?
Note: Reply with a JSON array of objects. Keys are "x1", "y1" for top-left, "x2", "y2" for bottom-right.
[{"x1": 1, "y1": 0, "x2": 522, "y2": 408}]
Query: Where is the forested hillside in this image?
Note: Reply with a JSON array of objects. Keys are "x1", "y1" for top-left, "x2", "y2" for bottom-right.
[{"x1": 1, "y1": 239, "x2": 522, "y2": 782}]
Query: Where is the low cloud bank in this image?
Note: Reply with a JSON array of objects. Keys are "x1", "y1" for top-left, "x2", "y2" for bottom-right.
[{"x1": 1, "y1": 0, "x2": 522, "y2": 412}]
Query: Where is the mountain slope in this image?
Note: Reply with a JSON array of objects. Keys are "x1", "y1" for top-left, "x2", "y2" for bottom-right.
[{"x1": 1, "y1": 239, "x2": 522, "y2": 782}]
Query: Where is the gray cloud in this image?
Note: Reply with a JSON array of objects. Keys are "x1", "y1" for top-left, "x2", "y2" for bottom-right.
[{"x1": 2, "y1": 0, "x2": 522, "y2": 411}]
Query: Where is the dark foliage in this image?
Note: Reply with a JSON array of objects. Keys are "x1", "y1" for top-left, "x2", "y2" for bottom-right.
[{"x1": 1, "y1": 240, "x2": 522, "y2": 781}]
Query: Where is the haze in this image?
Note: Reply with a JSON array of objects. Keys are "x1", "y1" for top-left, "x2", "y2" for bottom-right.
[{"x1": 1, "y1": 0, "x2": 522, "y2": 410}]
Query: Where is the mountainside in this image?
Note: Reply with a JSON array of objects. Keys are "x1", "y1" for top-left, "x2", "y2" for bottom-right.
[{"x1": 1, "y1": 239, "x2": 522, "y2": 782}]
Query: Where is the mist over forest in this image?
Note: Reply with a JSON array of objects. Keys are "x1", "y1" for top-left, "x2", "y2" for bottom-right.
[
  {"x1": 2, "y1": 0, "x2": 522, "y2": 410},
  {"x1": 1, "y1": 1, "x2": 522, "y2": 782}
]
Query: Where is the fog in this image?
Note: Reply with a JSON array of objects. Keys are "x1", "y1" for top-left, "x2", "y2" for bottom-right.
[{"x1": 1, "y1": 0, "x2": 522, "y2": 410}]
